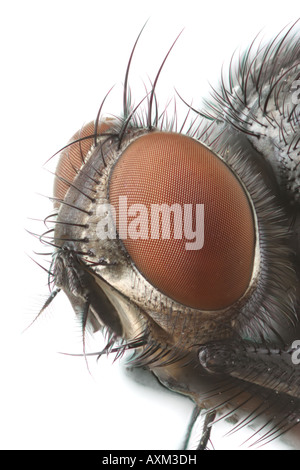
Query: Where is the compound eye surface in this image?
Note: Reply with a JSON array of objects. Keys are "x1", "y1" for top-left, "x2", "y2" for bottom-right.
[
  {"x1": 54, "y1": 120, "x2": 112, "y2": 204},
  {"x1": 109, "y1": 132, "x2": 256, "y2": 311}
]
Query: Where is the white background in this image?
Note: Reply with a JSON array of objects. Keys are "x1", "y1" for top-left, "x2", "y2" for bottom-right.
[{"x1": 1, "y1": 0, "x2": 299, "y2": 450}]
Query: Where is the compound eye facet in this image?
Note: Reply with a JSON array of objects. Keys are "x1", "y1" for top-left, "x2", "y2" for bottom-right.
[{"x1": 109, "y1": 132, "x2": 256, "y2": 311}]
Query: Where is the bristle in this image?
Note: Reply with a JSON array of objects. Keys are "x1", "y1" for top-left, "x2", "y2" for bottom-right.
[
  {"x1": 147, "y1": 30, "x2": 184, "y2": 129},
  {"x1": 123, "y1": 20, "x2": 149, "y2": 120}
]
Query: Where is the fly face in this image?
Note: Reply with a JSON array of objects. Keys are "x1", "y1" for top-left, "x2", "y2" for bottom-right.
[{"x1": 35, "y1": 23, "x2": 300, "y2": 449}]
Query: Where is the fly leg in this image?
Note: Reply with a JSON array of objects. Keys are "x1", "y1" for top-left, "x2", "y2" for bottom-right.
[
  {"x1": 198, "y1": 339, "x2": 300, "y2": 399},
  {"x1": 182, "y1": 405, "x2": 216, "y2": 450},
  {"x1": 182, "y1": 406, "x2": 201, "y2": 450},
  {"x1": 197, "y1": 410, "x2": 216, "y2": 450}
]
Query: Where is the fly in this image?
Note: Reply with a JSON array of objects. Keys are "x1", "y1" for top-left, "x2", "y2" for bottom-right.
[{"x1": 29, "y1": 21, "x2": 300, "y2": 449}]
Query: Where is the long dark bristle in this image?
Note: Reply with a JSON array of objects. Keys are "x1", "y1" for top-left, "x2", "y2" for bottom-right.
[
  {"x1": 147, "y1": 29, "x2": 184, "y2": 129},
  {"x1": 123, "y1": 20, "x2": 149, "y2": 120},
  {"x1": 94, "y1": 85, "x2": 115, "y2": 151}
]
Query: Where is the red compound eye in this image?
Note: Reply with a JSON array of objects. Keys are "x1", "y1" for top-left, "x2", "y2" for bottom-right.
[
  {"x1": 54, "y1": 119, "x2": 112, "y2": 204},
  {"x1": 109, "y1": 132, "x2": 256, "y2": 310}
]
